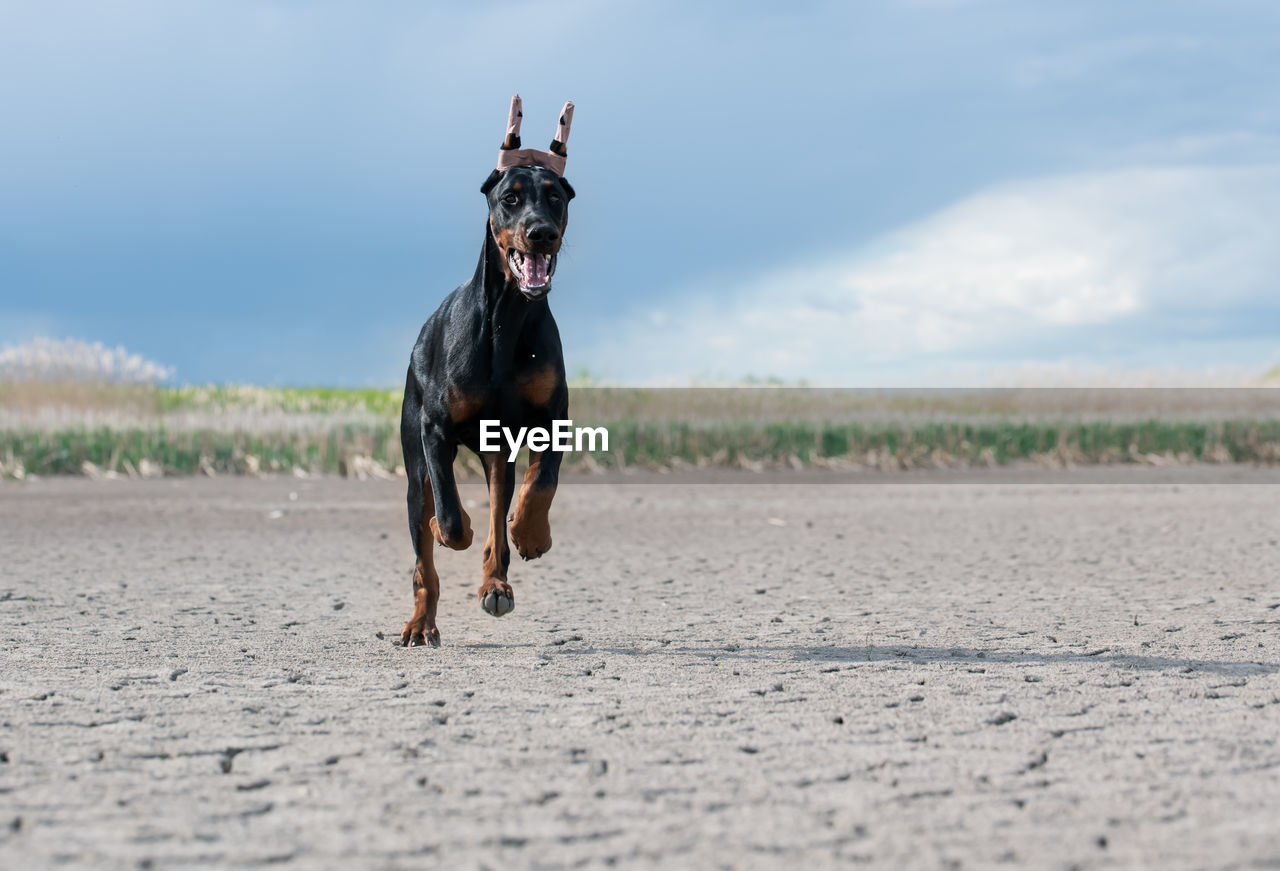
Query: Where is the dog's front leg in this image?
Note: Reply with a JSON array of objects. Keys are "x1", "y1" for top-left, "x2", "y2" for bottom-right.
[
  {"x1": 510, "y1": 447, "x2": 560, "y2": 560},
  {"x1": 423, "y1": 423, "x2": 472, "y2": 551},
  {"x1": 477, "y1": 452, "x2": 517, "y2": 616}
]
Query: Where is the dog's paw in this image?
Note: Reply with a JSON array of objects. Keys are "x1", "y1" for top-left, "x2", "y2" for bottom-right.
[
  {"x1": 510, "y1": 514, "x2": 552, "y2": 560},
  {"x1": 478, "y1": 582, "x2": 515, "y2": 617},
  {"x1": 400, "y1": 623, "x2": 441, "y2": 648},
  {"x1": 429, "y1": 515, "x2": 473, "y2": 550}
]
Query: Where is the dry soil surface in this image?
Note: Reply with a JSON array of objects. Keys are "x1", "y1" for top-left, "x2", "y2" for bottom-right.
[{"x1": 2, "y1": 470, "x2": 1279, "y2": 870}]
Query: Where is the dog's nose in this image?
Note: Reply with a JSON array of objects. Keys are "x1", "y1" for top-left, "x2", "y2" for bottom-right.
[{"x1": 526, "y1": 224, "x2": 560, "y2": 245}]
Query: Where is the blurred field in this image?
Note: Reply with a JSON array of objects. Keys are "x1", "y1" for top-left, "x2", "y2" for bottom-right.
[{"x1": 4, "y1": 381, "x2": 1280, "y2": 479}]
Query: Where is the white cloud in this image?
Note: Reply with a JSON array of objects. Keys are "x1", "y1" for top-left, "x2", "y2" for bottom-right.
[
  {"x1": 0, "y1": 337, "x2": 174, "y2": 384},
  {"x1": 575, "y1": 164, "x2": 1280, "y2": 385}
]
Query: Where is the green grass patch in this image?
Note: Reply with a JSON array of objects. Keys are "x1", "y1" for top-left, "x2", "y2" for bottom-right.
[
  {"x1": 154, "y1": 385, "x2": 401, "y2": 416},
  {"x1": 4, "y1": 418, "x2": 1279, "y2": 478}
]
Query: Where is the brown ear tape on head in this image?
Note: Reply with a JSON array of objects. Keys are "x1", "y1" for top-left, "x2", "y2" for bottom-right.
[{"x1": 496, "y1": 95, "x2": 574, "y2": 176}]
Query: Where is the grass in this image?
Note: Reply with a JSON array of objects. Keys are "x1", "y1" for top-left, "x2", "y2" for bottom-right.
[
  {"x1": 3, "y1": 384, "x2": 1280, "y2": 478},
  {"x1": 1, "y1": 424, "x2": 400, "y2": 478},
  {"x1": 3, "y1": 417, "x2": 1279, "y2": 479},
  {"x1": 153, "y1": 385, "x2": 403, "y2": 417}
]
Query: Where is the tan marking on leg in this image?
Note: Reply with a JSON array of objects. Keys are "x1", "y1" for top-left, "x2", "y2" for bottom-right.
[
  {"x1": 516, "y1": 366, "x2": 558, "y2": 407},
  {"x1": 428, "y1": 508, "x2": 473, "y2": 549},
  {"x1": 510, "y1": 450, "x2": 554, "y2": 560},
  {"x1": 401, "y1": 475, "x2": 441, "y2": 646},
  {"x1": 427, "y1": 460, "x2": 473, "y2": 549},
  {"x1": 481, "y1": 454, "x2": 509, "y2": 580},
  {"x1": 478, "y1": 453, "x2": 514, "y2": 611},
  {"x1": 446, "y1": 387, "x2": 486, "y2": 424}
]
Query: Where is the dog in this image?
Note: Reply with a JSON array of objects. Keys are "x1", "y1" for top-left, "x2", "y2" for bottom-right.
[{"x1": 398, "y1": 96, "x2": 576, "y2": 647}]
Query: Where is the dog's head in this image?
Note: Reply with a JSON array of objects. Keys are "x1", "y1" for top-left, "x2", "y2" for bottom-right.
[{"x1": 482, "y1": 166, "x2": 575, "y2": 301}]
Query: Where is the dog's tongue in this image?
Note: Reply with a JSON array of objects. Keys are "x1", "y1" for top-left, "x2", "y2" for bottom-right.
[{"x1": 522, "y1": 254, "x2": 549, "y2": 288}]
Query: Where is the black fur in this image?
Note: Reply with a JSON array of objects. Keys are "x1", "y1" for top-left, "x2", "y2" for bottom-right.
[{"x1": 398, "y1": 165, "x2": 575, "y2": 642}]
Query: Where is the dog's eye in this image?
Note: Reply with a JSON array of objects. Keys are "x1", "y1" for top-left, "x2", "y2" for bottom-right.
[
  {"x1": 548, "y1": 192, "x2": 561, "y2": 203},
  {"x1": 502, "y1": 193, "x2": 519, "y2": 206}
]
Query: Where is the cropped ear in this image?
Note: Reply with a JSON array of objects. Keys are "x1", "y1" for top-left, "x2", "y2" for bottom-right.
[
  {"x1": 548, "y1": 101, "x2": 573, "y2": 156},
  {"x1": 480, "y1": 169, "x2": 502, "y2": 195},
  {"x1": 559, "y1": 177, "x2": 576, "y2": 201}
]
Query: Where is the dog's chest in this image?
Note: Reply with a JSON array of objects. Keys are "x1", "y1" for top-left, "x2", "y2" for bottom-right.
[
  {"x1": 513, "y1": 362, "x2": 558, "y2": 407},
  {"x1": 447, "y1": 361, "x2": 557, "y2": 423}
]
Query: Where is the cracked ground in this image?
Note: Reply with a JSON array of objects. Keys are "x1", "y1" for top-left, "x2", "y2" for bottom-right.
[{"x1": 2, "y1": 471, "x2": 1279, "y2": 869}]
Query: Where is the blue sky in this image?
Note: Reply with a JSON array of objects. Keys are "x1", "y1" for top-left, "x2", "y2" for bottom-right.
[{"x1": 1, "y1": 0, "x2": 1277, "y2": 385}]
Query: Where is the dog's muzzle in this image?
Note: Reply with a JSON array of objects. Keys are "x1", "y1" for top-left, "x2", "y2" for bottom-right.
[{"x1": 508, "y1": 250, "x2": 557, "y2": 299}]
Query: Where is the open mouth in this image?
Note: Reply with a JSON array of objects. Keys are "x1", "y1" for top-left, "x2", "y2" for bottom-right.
[{"x1": 507, "y1": 250, "x2": 557, "y2": 299}]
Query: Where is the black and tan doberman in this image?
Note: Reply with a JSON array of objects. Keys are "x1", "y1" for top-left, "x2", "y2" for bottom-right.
[{"x1": 398, "y1": 97, "x2": 575, "y2": 647}]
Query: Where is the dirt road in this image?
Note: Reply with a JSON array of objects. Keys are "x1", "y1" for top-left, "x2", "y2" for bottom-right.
[{"x1": 2, "y1": 471, "x2": 1279, "y2": 869}]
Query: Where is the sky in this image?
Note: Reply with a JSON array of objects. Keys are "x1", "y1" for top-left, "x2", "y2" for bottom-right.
[{"x1": 1, "y1": 0, "x2": 1278, "y2": 386}]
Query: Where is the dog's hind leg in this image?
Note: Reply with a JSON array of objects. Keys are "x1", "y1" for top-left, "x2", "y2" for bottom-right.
[
  {"x1": 477, "y1": 453, "x2": 517, "y2": 616},
  {"x1": 400, "y1": 425, "x2": 442, "y2": 646},
  {"x1": 400, "y1": 380, "x2": 441, "y2": 647}
]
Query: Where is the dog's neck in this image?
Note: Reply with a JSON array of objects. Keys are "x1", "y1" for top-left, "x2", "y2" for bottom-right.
[{"x1": 471, "y1": 219, "x2": 539, "y2": 375}]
